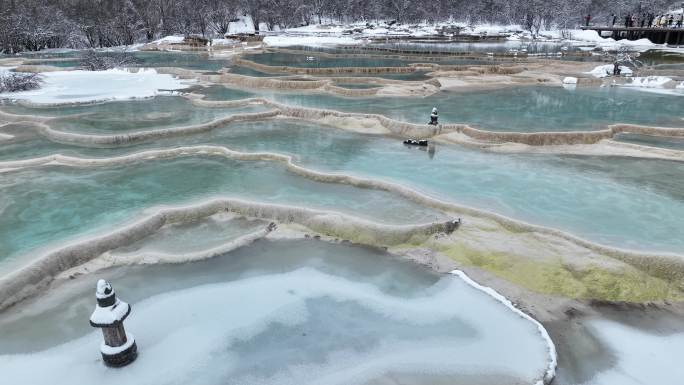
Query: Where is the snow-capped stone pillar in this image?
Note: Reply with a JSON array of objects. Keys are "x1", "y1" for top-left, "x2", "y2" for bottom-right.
[{"x1": 89, "y1": 279, "x2": 138, "y2": 367}]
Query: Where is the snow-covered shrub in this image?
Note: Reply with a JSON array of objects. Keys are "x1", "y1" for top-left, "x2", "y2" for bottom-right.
[
  {"x1": 0, "y1": 72, "x2": 43, "y2": 93},
  {"x1": 79, "y1": 50, "x2": 140, "y2": 71}
]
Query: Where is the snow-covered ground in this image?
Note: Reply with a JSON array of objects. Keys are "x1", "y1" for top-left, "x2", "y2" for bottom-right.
[
  {"x1": 586, "y1": 64, "x2": 634, "y2": 78},
  {"x1": 0, "y1": 68, "x2": 192, "y2": 104},
  {"x1": 584, "y1": 64, "x2": 682, "y2": 95},
  {"x1": 263, "y1": 21, "x2": 672, "y2": 53},
  {"x1": 263, "y1": 35, "x2": 362, "y2": 47},
  {"x1": 151, "y1": 35, "x2": 185, "y2": 45},
  {"x1": 229, "y1": 15, "x2": 256, "y2": 35}
]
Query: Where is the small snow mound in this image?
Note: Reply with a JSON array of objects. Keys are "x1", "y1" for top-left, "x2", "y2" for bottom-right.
[
  {"x1": 228, "y1": 15, "x2": 255, "y2": 35},
  {"x1": 562, "y1": 77, "x2": 578, "y2": 85},
  {"x1": 211, "y1": 38, "x2": 237, "y2": 47},
  {"x1": 586, "y1": 65, "x2": 633, "y2": 78},
  {"x1": 263, "y1": 35, "x2": 360, "y2": 47},
  {"x1": 626, "y1": 76, "x2": 673, "y2": 89},
  {"x1": 0, "y1": 68, "x2": 192, "y2": 104},
  {"x1": 153, "y1": 35, "x2": 185, "y2": 45}
]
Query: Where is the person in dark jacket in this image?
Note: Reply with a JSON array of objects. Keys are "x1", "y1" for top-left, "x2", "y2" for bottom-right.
[{"x1": 585, "y1": 14, "x2": 592, "y2": 26}]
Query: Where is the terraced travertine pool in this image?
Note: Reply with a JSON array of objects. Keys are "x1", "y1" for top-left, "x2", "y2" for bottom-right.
[
  {"x1": 1, "y1": 49, "x2": 683, "y2": 385},
  {"x1": 3, "y1": 117, "x2": 683, "y2": 254},
  {"x1": 197, "y1": 84, "x2": 684, "y2": 131}
]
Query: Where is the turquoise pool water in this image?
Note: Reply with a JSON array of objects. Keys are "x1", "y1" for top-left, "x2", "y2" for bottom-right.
[
  {"x1": 0, "y1": 157, "x2": 447, "y2": 268},
  {"x1": 223, "y1": 86, "x2": 684, "y2": 131},
  {"x1": 242, "y1": 52, "x2": 495, "y2": 68},
  {"x1": 2, "y1": 95, "x2": 262, "y2": 134},
  {"x1": 3, "y1": 117, "x2": 683, "y2": 253},
  {"x1": 155, "y1": 120, "x2": 684, "y2": 253},
  {"x1": 614, "y1": 133, "x2": 684, "y2": 150}
]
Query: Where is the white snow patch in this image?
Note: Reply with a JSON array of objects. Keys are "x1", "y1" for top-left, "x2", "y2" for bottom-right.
[
  {"x1": 89, "y1": 299, "x2": 131, "y2": 325},
  {"x1": 211, "y1": 38, "x2": 237, "y2": 46},
  {"x1": 562, "y1": 77, "x2": 578, "y2": 84},
  {"x1": 264, "y1": 35, "x2": 361, "y2": 47},
  {"x1": 625, "y1": 76, "x2": 673, "y2": 88},
  {"x1": 286, "y1": 24, "x2": 349, "y2": 34},
  {"x1": 0, "y1": 68, "x2": 192, "y2": 104},
  {"x1": 152, "y1": 35, "x2": 185, "y2": 45},
  {"x1": 586, "y1": 64, "x2": 633, "y2": 78},
  {"x1": 228, "y1": 15, "x2": 255, "y2": 35}
]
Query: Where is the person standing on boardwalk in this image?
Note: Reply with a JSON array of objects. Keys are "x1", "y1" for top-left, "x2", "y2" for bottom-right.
[
  {"x1": 611, "y1": 14, "x2": 617, "y2": 26},
  {"x1": 625, "y1": 14, "x2": 631, "y2": 27},
  {"x1": 585, "y1": 14, "x2": 592, "y2": 27}
]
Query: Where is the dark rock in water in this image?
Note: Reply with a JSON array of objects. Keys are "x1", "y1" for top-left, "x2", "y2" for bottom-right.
[
  {"x1": 403, "y1": 139, "x2": 428, "y2": 146},
  {"x1": 444, "y1": 218, "x2": 462, "y2": 233}
]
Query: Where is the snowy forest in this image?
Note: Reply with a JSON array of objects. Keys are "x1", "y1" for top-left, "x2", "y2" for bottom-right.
[{"x1": 0, "y1": 0, "x2": 678, "y2": 53}]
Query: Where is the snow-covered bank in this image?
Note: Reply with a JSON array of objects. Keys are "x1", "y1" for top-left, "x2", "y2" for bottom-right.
[
  {"x1": 151, "y1": 35, "x2": 185, "y2": 45},
  {"x1": 267, "y1": 22, "x2": 664, "y2": 53},
  {"x1": 586, "y1": 64, "x2": 633, "y2": 78},
  {"x1": 583, "y1": 64, "x2": 682, "y2": 95},
  {"x1": 0, "y1": 68, "x2": 192, "y2": 104},
  {"x1": 264, "y1": 35, "x2": 362, "y2": 47}
]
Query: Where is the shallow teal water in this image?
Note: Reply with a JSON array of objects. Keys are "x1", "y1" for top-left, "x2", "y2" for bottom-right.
[
  {"x1": 2, "y1": 96, "x2": 262, "y2": 134},
  {"x1": 0, "y1": 157, "x2": 446, "y2": 267},
  {"x1": 614, "y1": 133, "x2": 684, "y2": 151},
  {"x1": 177, "y1": 121, "x2": 684, "y2": 253},
  {"x1": 203, "y1": 85, "x2": 684, "y2": 131}
]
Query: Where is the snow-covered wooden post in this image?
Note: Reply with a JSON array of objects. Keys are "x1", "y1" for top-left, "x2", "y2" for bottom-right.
[{"x1": 89, "y1": 279, "x2": 138, "y2": 367}]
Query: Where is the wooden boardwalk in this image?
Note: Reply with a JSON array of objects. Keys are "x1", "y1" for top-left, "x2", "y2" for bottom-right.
[{"x1": 581, "y1": 26, "x2": 684, "y2": 45}]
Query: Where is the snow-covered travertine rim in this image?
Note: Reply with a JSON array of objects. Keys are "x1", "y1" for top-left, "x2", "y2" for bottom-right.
[{"x1": 451, "y1": 270, "x2": 557, "y2": 385}]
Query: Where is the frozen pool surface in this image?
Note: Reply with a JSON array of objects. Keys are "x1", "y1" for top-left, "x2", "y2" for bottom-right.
[{"x1": 0, "y1": 240, "x2": 551, "y2": 385}]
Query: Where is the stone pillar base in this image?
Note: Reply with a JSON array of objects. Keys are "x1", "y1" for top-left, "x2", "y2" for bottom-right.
[{"x1": 101, "y1": 340, "x2": 138, "y2": 367}]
